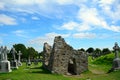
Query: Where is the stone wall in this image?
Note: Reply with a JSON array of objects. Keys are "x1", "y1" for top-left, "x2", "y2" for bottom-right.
[
  {"x1": 43, "y1": 36, "x2": 88, "y2": 75},
  {"x1": 43, "y1": 42, "x2": 52, "y2": 68}
]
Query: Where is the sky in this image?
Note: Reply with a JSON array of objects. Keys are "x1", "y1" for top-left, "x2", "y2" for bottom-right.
[{"x1": 0, "y1": 0, "x2": 120, "y2": 52}]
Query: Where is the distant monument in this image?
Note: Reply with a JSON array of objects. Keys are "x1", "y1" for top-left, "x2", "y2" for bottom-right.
[
  {"x1": 112, "y1": 42, "x2": 120, "y2": 70},
  {"x1": 43, "y1": 36, "x2": 88, "y2": 75},
  {"x1": 0, "y1": 46, "x2": 12, "y2": 73},
  {"x1": 10, "y1": 48, "x2": 18, "y2": 69},
  {"x1": 17, "y1": 51, "x2": 22, "y2": 66},
  {"x1": 108, "y1": 42, "x2": 120, "y2": 73}
]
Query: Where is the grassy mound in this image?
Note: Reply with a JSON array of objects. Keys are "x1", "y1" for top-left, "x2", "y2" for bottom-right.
[{"x1": 90, "y1": 53, "x2": 114, "y2": 65}]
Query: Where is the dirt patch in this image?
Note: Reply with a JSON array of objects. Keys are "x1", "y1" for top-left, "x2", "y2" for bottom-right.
[{"x1": 90, "y1": 69, "x2": 105, "y2": 74}]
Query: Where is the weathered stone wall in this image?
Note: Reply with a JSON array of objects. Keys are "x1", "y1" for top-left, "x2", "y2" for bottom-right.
[
  {"x1": 43, "y1": 42, "x2": 52, "y2": 68},
  {"x1": 43, "y1": 36, "x2": 88, "y2": 75}
]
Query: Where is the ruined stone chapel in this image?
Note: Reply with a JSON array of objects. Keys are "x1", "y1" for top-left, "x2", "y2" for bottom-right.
[{"x1": 43, "y1": 36, "x2": 88, "y2": 75}]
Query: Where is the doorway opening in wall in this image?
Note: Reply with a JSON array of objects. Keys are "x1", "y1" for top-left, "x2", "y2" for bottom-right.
[{"x1": 68, "y1": 58, "x2": 76, "y2": 75}]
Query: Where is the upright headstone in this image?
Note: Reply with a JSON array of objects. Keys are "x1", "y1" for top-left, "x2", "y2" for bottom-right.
[
  {"x1": 10, "y1": 48, "x2": 18, "y2": 69},
  {"x1": 0, "y1": 46, "x2": 12, "y2": 73},
  {"x1": 112, "y1": 42, "x2": 120, "y2": 70},
  {"x1": 17, "y1": 51, "x2": 22, "y2": 66},
  {"x1": 27, "y1": 56, "x2": 31, "y2": 66}
]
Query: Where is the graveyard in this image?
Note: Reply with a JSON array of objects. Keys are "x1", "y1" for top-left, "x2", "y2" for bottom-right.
[
  {"x1": 0, "y1": 36, "x2": 120, "y2": 80},
  {"x1": 0, "y1": 55, "x2": 120, "y2": 80},
  {"x1": 0, "y1": 0, "x2": 120, "y2": 80}
]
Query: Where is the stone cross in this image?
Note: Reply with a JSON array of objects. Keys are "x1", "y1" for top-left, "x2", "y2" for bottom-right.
[
  {"x1": 11, "y1": 48, "x2": 17, "y2": 61},
  {"x1": 18, "y1": 51, "x2": 22, "y2": 62},
  {"x1": 113, "y1": 42, "x2": 120, "y2": 58}
]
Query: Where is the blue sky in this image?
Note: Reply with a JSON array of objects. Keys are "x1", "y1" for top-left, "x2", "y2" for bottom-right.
[{"x1": 0, "y1": 0, "x2": 120, "y2": 52}]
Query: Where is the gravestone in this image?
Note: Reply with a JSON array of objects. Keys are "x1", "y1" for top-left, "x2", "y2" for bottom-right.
[
  {"x1": 10, "y1": 48, "x2": 18, "y2": 69},
  {"x1": 27, "y1": 56, "x2": 31, "y2": 66},
  {"x1": 17, "y1": 51, "x2": 22, "y2": 66},
  {"x1": 112, "y1": 42, "x2": 120, "y2": 70},
  {"x1": 0, "y1": 46, "x2": 12, "y2": 73},
  {"x1": 34, "y1": 59, "x2": 38, "y2": 66}
]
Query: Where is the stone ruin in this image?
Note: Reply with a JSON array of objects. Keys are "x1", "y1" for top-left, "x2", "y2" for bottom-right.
[{"x1": 43, "y1": 36, "x2": 88, "y2": 75}]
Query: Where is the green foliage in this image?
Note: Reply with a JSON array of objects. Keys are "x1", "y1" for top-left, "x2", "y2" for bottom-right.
[
  {"x1": 12, "y1": 43, "x2": 38, "y2": 59},
  {"x1": 27, "y1": 47, "x2": 38, "y2": 59},
  {"x1": 92, "y1": 53, "x2": 114, "y2": 65},
  {"x1": 102, "y1": 48, "x2": 111, "y2": 55},
  {"x1": 13, "y1": 44, "x2": 27, "y2": 59},
  {"x1": 78, "y1": 48, "x2": 85, "y2": 52},
  {"x1": 86, "y1": 47, "x2": 94, "y2": 53}
]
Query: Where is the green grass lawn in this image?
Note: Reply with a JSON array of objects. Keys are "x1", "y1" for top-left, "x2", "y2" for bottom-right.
[{"x1": 0, "y1": 59, "x2": 120, "y2": 80}]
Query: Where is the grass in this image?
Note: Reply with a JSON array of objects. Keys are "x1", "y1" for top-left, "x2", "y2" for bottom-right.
[
  {"x1": 0, "y1": 63, "x2": 83, "y2": 80},
  {"x1": 0, "y1": 55, "x2": 120, "y2": 80}
]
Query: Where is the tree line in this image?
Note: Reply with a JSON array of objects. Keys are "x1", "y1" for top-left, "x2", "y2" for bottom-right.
[
  {"x1": 78, "y1": 47, "x2": 113, "y2": 59},
  {"x1": 8, "y1": 44, "x2": 39, "y2": 61},
  {"x1": 7, "y1": 43, "x2": 117, "y2": 60}
]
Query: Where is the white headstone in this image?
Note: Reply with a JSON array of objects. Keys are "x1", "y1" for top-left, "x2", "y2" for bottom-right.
[{"x1": 0, "y1": 46, "x2": 12, "y2": 73}]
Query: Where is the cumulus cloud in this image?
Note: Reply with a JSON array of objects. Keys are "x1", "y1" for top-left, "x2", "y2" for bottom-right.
[
  {"x1": 0, "y1": 0, "x2": 120, "y2": 39},
  {"x1": 73, "y1": 32, "x2": 96, "y2": 39},
  {"x1": 0, "y1": 14, "x2": 17, "y2": 25},
  {"x1": 29, "y1": 32, "x2": 70, "y2": 46},
  {"x1": 58, "y1": 21, "x2": 91, "y2": 31}
]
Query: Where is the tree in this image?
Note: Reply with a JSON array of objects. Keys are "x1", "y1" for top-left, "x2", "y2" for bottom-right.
[
  {"x1": 27, "y1": 47, "x2": 38, "y2": 59},
  {"x1": 102, "y1": 48, "x2": 111, "y2": 55},
  {"x1": 78, "y1": 48, "x2": 85, "y2": 52},
  {"x1": 86, "y1": 47, "x2": 94, "y2": 56},
  {"x1": 13, "y1": 44, "x2": 27, "y2": 59},
  {"x1": 86, "y1": 47, "x2": 94, "y2": 53},
  {"x1": 93, "y1": 48, "x2": 102, "y2": 58}
]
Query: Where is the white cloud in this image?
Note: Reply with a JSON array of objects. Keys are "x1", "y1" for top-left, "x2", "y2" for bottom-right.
[
  {"x1": 56, "y1": 0, "x2": 74, "y2": 5},
  {"x1": 98, "y1": 0, "x2": 120, "y2": 21},
  {"x1": 29, "y1": 32, "x2": 70, "y2": 46},
  {"x1": 77, "y1": 5, "x2": 120, "y2": 32},
  {"x1": 110, "y1": 25, "x2": 120, "y2": 32},
  {"x1": 58, "y1": 21, "x2": 92, "y2": 31},
  {"x1": 12, "y1": 30, "x2": 28, "y2": 38},
  {"x1": 0, "y1": 14, "x2": 17, "y2": 25},
  {"x1": 0, "y1": 0, "x2": 85, "y2": 19},
  {"x1": 77, "y1": 23, "x2": 92, "y2": 31},
  {"x1": 78, "y1": 7, "x2": 102, "y2": 26},
  {"x1": 59, "y1": 21, "x2": 78, "y2": 30},
  {"x1": 0, "y1": 2, "x2": 5, "y2": 10},
  {"x1": 31, "y1": 16, "x2": 40, "y2": 20},
  {"x1": 73, "y1": 32, "x2": 96, "y2": 39},
  {"x1": 99, "y1": 0, "x2": 114, "y2": 5}
]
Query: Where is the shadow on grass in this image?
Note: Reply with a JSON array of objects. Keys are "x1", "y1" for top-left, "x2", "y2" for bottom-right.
[{"x1": 29, "y1": 66, "x2": 51, "y2": 74}]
